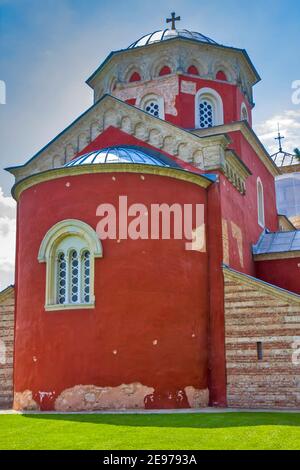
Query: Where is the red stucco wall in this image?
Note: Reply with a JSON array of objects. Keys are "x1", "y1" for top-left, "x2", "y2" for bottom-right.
[
  {"x1": 215, "y1": 131, "x2": 279, "y2": 276},
  {"x1": 167, "y1": 75, "x2": 251, "y2": 129},
  {"x1": 255, "y1": 257, "x2": 300, "y2": 295},
  {"x1": 14, "y1": 171, "x2": 213, "y2": 410}
]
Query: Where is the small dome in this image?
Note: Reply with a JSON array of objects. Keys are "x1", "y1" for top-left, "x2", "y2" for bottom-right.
[
  {"x1": 128, "y1": 29, "x2": 218, "y2": 49},
  {"x1": 64, "y1": 146, "x2": 181, "y2": 168}
]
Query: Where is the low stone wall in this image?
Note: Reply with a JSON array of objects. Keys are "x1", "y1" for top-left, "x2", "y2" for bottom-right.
[
  {"x1": 224, "y1": 268, "x2": 300, "y2": 409},
  {"x1": 0, "y1": 286, "x2": 15, "y2": 409}
]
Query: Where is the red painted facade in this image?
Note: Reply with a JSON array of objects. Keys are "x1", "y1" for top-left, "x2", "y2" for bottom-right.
[
  {"x1": 10, "y1": 27, "x2": 300, "y2": 412},
  {"x1": 255, "y1": 258, "x2": 300, "y2": 295},
  {"x1": 14, "y1": 172, "x2": 213, "y2": 410}
]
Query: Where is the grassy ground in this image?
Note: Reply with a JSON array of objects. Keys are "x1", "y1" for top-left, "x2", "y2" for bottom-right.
[{"x1": 0, "y1": 412, "x2": 300, "y2": 450}]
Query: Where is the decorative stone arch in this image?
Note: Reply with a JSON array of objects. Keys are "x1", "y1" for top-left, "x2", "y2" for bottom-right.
[
  {"x1": 123, "y1": 65, "x2": 143, "y2": 83},
  {"x1": 257, "y1": 177, "x2": 265, "y2": 228},
  {"x1": 78, "y1": 132, "x2": 89, "y2": 152},
  {"x1": 240, "y1": 102, "x2": 249, "y2": 122},
  {"x1": 148, "y1": 128, "x2": 163, "y2": 148},
  {"x1": 212, "y1": 60, "x2": 235, "y2": 83},
  {"x1": 90, "y1": 121, "x2": 100, "y2": 141},
  {"x1": 139, "y1": 93, "x2": 165, "y2": 119},
  {"x1": 52, "y1": 155, "x2": 64, "y2": 169},
  {"x1": 38, "y1": 219, "x2": 102, "y2": 310},
  {"x1": 151, "y1": 57, "x2": 176, "y2": 79},
  {"x1": 195, "y1": 87, "x2": 224, "y2": 129},
  {"x1": 108, "y1": 76, "x2": 118, "y2": 93}
]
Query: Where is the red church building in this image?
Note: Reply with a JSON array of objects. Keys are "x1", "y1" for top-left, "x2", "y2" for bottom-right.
[{"x1": 1, "y1": 15, "x2": 300, "y2": 411}]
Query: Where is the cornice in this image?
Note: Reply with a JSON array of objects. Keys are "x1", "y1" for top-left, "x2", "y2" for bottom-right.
[
  {"x1": 253, "y1": 251, "x2": 300, "y2": 261},
  {"x1": 11, "y1": 163, "x2": 213, "y2": 201},
  {"x1": 223, "y1": 265, "x2": 300, "y2": 305},
  {"x1": 192, "y1": 121, "x2": 280, "y2": 177},
  {"x1": 86, "y1": 37, "x2": 260, "y2": 88},
  {"x1": 0, "y1": 285, "x2": 14, "y2": 303},
  {"x1": 6, "y1": 94, "x2": 230, "y2": 185}
]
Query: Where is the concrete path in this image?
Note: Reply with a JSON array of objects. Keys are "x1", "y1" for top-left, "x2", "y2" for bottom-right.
[{"x1": 1, "y1": 408, "x2": 300, "y2": 415}]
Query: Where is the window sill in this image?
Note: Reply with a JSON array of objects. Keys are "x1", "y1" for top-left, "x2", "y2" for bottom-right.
[{"x1": 45, "y1": 302, "x2": 95, "y2": 312}]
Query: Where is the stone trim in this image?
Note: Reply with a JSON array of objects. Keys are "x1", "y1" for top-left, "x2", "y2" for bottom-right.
[
  {"x1": 223, "y1": 265, "x2": 300, "y2": 305},
  {"x1": 7, "y1": 94, "x2": 230, "y2": 184},
  {"x1": 0, "y1": 286, "x2": 14, "y2": 303},
  {"x1": 278, "y1": 214, "x2": 296, "y2": 232},
  {"x1": 224, "y1": 149, "x2": 252, "y2": 194},
  {"x1": 253, "y1": 251, "x2": 300, "y2": 261},
  {"x1": 192, "y1": 121, "x2": 280, "y2": 177},
  {"x1": 12, "y1": 163, "x2": 213, "y2": 201}
]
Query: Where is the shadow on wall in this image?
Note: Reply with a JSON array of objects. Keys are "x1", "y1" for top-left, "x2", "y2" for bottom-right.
[{"x1": 22, "y1": 412, "x2": 300, "y2": 429}]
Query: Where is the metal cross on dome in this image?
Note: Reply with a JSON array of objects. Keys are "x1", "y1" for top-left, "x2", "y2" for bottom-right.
[
  {"x1": 166, "y1": 12, "x2": 181, "y2": 30},
  {"x1": 275, "y1": 124, "x2": 285, "y2": 153}
]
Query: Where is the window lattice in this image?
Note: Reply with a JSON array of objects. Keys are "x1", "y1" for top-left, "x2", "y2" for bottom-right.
[
  {"x1": 70, "y1": 250, "x2": 79, "y2": 303},
  {"x1": 57, "y1": 253, "x2": 67, "y2": 304},
  {"x1": 145, "y1": 101, "x2": 160, "y2": 117},
  {"x1": 199, "y1": 100, "x2": 213, "y2": 128},
  {"x1": 82, "y1": 251, "x2": 91, "y2": 304}
]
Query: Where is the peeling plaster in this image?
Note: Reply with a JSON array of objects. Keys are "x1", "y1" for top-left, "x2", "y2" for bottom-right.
[
  {"x1": 184, "y1": 387, "x2": 209, "y2": 408},
  {"x1": 14, "y1": 390, "x2": 40, "y2": 411},
  {"x1": 54, "y1": 383, "x2": 154, "y2": 411}
]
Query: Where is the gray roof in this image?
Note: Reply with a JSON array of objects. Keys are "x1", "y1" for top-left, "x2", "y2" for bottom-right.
[
  {"x1": 128, "y1": 29, "x2": 218, "y2": 49},
  {"x1": 64, "y1": 146, "x2": 182, "y2": 168},
  {"x1": 253, "y1": 230, "x2": 300, "y2": 255}
]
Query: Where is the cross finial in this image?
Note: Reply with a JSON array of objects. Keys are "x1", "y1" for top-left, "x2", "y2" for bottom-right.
[
  {"x1": 275, "y1": 123, "x2": 285, "y2": 153},
  {"x1": 166, "y1": 12, "x2": 181, "y2": 30}
]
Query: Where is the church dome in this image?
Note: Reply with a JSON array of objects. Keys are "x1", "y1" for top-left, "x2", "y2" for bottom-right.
[
  {"x1": 128, "y1": 29, "x2": 219, "y2": 49},
  {"x1": 64, "y1": 146, "x2": 181, "y2": 168}
]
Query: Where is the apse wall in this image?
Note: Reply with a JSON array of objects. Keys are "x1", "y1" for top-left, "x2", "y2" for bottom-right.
[{"x1": 13, "y1": 171, "x2": 210, "y2": 411}]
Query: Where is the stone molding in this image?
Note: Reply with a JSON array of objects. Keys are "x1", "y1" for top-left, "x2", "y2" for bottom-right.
[
  {"x1": 223, "y1": 265, "x2": 300, "y2": 305},
  {"x1": 7, "y1": 94, "x2": 229, "y2": 185},
  {"x1": 253, "y1": 251, "x2": 300, "y2": 261},
  {"x1": 192, "y1": 121, "x2": 280, "y2": 177},
  {"x1": 11, "y1": 163, "x2": 213, "y2": 201}
]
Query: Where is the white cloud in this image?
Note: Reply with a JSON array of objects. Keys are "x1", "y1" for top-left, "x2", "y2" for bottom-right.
[
  {"x1": 0, "y1": 188, "x2": 16, "y2": 291},
  {"x1": 255, "y1": 109, "x2": 300, "y2": 155}
]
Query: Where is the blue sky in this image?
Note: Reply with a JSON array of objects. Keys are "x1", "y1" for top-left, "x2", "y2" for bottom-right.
[{"x1": 0, "y1": 0, "x2": 299, "y2": 288}]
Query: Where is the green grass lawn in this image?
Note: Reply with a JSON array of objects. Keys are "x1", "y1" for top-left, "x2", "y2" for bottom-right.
[{"x1": 0, "y1": 412, "x2": 300, "y2": 450}]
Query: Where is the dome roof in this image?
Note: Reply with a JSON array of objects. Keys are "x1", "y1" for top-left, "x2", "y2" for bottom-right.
[
  {"x1": 64, "y1": 146, "x2": 181, "y2": 168},
  {"x1": 128, "y1": 29, "x2": 218, "y2": 49}
]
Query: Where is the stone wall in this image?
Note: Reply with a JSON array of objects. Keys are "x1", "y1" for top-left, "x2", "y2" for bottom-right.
[
  {"x1": 0, "y1": 286, "x2": 15, "y2": 409},
  {"x1": 224, "y1": 267, "x2": 300, "y2": 409}
]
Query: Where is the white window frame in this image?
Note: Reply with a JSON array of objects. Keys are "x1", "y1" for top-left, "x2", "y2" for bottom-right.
[
  {"x1": 38, "y1": 219, "x2": 102, "y2": 311},
  {"x1": 140, "y1": 93, "x2": 165, "y2": 119},
  {"x1": 195, "y1": 88, "x2": 224, "y2": 129},
  {"x1": 257, "y1": 178, "x2": 265, "y2": 228},
  {"x1": 241, "y1": 102, "x2": 249, "y2": 122}
]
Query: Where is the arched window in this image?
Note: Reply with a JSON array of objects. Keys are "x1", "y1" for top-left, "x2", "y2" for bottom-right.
[
  {"x1": 129, "y1": 72, "x2": 141, "y2": 82},
  {"x1": 140, "y1": 94, "x2": 164, "y2": 119},
  {"x1": 216, "y1": 70, "x2": 228, "y2": 81},
  {"x1": 241, "y1": 103, "x2": 249, "y2": 122},
  {"x1": 38, "y1": 220, "x2": 102, "y2": 310},
  {"x1": 159, "y1": 66, "x2": 171, "y2": 76},
  {"x1": 195, "y1": 88, "x2": 224, "y2": 129},
  {"x1": 187, "y1": 65, "x2": 199, "y2": 75},
  {"x1": 257, "y1": 178, "x2": 265, "y2": 227}
]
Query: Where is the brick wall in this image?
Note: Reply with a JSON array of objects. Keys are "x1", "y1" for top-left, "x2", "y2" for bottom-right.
[
  {"x1": 224, "y1": 267, "x2": 300, "y2": 409},
  {"x1": 0, "y1": 286, "x2": 15, "y2": 409}
]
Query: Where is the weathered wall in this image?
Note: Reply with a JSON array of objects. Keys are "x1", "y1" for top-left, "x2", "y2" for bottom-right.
[
  {"x1": 224, "y1": 267, "x2": 300, "y2": 409},
  {"x1": 0, "y1": 286, "x2": 15, "y2": 409},
  {"x1": 14, "y1": 169, "x2": 210, "y2": 411},
  {"x1": 219, "y1": 130, "x2": 279, "y2": 276},
  {"x1": 255, "y1": 257, "x2": 300, "y2": 295}
]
